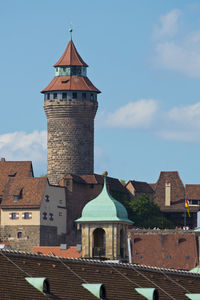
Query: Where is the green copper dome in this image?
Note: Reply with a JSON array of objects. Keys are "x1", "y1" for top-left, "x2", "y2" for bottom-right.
[{"x1": 76, "y1": 178, "x2": 132, "y2": 223}]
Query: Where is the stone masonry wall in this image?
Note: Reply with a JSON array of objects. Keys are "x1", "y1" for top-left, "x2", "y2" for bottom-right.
[{"x1": 44, "y1": 99, "x2": 98, "y2": 185}]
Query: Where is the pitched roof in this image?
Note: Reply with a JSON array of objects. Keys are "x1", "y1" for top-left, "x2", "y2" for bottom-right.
[
  {"x1": 126, "y1": 180, "x2": 154, "y2": 194},
  {"x1": 1, "y1": 250, "x2": 200, "y2": 299},
  {"x1": 130, "y1": 229, "x2": 198, "y2": 270},
  {"x1": 33, "y1": 246, "x2": 82, "y2": 258},
  {"x1": 185, "y1": 184, "x2": 200, "y2": 200},
  {"x1": 1, "y1": 177, "x2": 47, "y2": 209},
  {"x1": 0, "y1": 159, "x2": 33, "y2": 195},
  {"x1": 153, "y1": 171, "x2": 186, "y2": 211},
  {"x1": 41, "y1": 75, "x2": 100, "y2": 93},
  {"x1": 54, "y1": 40, "x2": 88, "y2": 67}
]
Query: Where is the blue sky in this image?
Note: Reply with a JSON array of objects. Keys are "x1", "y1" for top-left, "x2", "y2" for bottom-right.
[{"x1": 1, "y1": 0, "x2": 200, "y2": 184}]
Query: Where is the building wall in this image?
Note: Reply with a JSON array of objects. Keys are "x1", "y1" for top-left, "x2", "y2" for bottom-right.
[
  {"x1": 1, "y1": 209, "x2": 40, "y2": 226},
  {"x1": 44, "y1": 99, "x2": 98, "y2": 185},
  {"x1": 40, "y1": 184, "x2": 66, "y2": 235}
]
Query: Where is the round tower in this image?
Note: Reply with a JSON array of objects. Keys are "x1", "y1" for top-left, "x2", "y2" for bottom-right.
[{"x1": 41, "y1": 31, "x2": 101, "y2": 185}]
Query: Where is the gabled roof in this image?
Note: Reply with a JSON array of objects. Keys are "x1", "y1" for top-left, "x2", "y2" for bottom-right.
[
  {"x1": 185, "y1": 185, "x2": 200, "y2": 200},
  {"x1": 126, "y1": 180, "x2": 154, "y2": 194},
  {"x1": 1, "y1": 177, "x2": 47, "y2": 209},
  {"x1": 153, "y1": 171, "x2": 185, "y2": 210},
  {"x1": 54, "y1": 40, "x2": 88, "y2": 67},
  {"x1": 41, "y1": 75, "x2": 100, "y2": 93},
  {"x1": 0, "y1": 159, "x2": 33, "y2": 195}
]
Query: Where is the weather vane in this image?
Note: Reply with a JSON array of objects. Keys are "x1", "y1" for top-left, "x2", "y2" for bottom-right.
[{"x1": 69, "y1": 23, "x2": 73, "y2": 40}]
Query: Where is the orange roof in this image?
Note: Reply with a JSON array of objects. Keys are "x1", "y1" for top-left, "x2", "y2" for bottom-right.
[
  {"x1": 41, "y1": 75, "x2": 101, "y2": 93},
  {"x1": 33, "y1": 246, "x2": 82, "y2": 258},
  {"x1": 54, "y1": 40, "x2": 88, "y2": 67}
]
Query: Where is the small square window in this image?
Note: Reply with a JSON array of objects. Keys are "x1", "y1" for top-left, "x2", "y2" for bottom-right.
[
  {"x1": 43, "y1": 212, "x2": 47, "y2": 220},
  {"x1": 17, "y1": 232, "x2": 22, "y2": 239},
  {"x1": 45, "y1": 195, "x2": 49, "y2": 202},
  {"x1": 72, "y1": 92, "x2": 77, "y2": 99},
  {"x1": 62, "y1": 92, "x2": 67, "y2": 99},
  {"x1": 49, "y1": 213, "x2": 54, "y2": 221},
  {"x1": 24, "y1": 212, "x2": 31, "y2": 219},
  {"x1": 10, "y1": 213, "x2": 17, "y2": 219},
  {"x1": 53, "y1": 93, "x2": 57, "y2": 99}
]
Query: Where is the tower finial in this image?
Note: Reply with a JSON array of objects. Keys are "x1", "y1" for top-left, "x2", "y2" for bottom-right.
[{"x1": 69, "y1": 23, "x2": 73, "y2": 40}]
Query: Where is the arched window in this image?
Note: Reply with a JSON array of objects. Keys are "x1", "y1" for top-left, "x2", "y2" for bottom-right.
[{"x1": 93, "y1": 228, "x2": 106, "y2": 258}]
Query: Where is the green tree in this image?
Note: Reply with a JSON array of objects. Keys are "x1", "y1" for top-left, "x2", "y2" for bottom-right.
[{"x1": 128, "y1": 194, "x2": 174, "y2": 229}]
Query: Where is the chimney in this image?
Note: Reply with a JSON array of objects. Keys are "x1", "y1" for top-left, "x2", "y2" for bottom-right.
[{"x1": 165, "y1": 182, "x2": 171, "y2": 206}]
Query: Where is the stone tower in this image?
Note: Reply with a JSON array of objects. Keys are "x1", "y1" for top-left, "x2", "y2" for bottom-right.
[{"x1": 42, "y1": 33, "x2": 101, "y2": 185}]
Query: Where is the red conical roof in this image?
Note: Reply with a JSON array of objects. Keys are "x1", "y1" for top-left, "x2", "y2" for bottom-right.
[
  {"x1": 54, "y1": 40, "x2": 88, "y2": 67},
  {"x1": 41, "y1": 76, "x2": 101, "y2": 93}
]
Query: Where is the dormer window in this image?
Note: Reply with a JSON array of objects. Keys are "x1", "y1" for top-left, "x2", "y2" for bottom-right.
[{"x1": 14, "y1": 195, "x2": 20, "y2": 201}]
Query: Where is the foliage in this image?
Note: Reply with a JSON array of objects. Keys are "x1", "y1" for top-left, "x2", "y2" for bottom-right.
[
  {"x1": 120, "y1": 179, "x2": 126, "y2": 186},
  {"x1": 112, "y1": 191, "x2": 174, "y2": 229},
  {"x1": 128, "y1": 194, "x2": 174, "y2": 229}
]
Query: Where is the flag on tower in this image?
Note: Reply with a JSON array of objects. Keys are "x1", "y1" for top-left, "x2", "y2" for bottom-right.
[{"x1": 185, "y1": 199, "x2": 191, "y2": 217}]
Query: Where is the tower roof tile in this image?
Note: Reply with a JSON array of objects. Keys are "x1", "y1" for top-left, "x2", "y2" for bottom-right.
[{"x1": 54, "y1": 40, "x2": 88, "y2": 67}]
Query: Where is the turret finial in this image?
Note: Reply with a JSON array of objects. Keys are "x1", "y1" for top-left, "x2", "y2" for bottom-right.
[{"x1": 69, "y1": 24, "x2": 73, "y2": 40}]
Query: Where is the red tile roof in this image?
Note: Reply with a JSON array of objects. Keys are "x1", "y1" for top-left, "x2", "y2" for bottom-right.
[
  {"x1": 130, "y1": 230, "x2": 198, "y2": 270},
  {"x1": 0, "y1": 159, "x2": 33, "y2": 195},
  {"x1": 54, "y1": 40, "x2": 88, "y2": 67},
  {"x1": 153, "y1": 171, "x2": 186, "y2": 211},
  {"x1": 1, "y1": 250, "x2": 200, "y2": 299},
  {"x1": 126, "y1": 180, "x2": 154, "y2": 194},
  {"x1": 1, "y1": 177, "x2": 47, "y2": 209},
  {"x1": 33, "y1": 246, "x2": 82, "y2": 258},
  {"x1": 41, "y1": 75, "x2": 100, "y2": 93},
  {"x1": 185, "y1": 184, "x2": 200, "y2": 200}
]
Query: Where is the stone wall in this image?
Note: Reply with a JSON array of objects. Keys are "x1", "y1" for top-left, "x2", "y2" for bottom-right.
[
  {"x1": 0, "y1": 225, "x2": 63, "y2": 252},
  {"x1": 44, "y1": 99, "x2": 98, "y2": 185}
]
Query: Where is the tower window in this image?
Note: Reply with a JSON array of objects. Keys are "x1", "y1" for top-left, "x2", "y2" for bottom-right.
[
  {"x1": 82, "y1": 93, "x2": 86, "y2": 100},
  {"x1": 90, "y1": 93, "x2": 94, "y2": 100},
  {"x1": 47, "y1": 93, "x2": 50, "y2": 100},
  {"x1": 53, "y1": 93, "x2": 57, "y2": 99},
  {"x1": 72, "y1": 92, "x2": 77, "y2": 99},
  {"x1": 62, "y1": 92, "x2": 67, "y2": 99},
  {"x1": 17, "y1": 232, "x2": 22, "y2": 239}
]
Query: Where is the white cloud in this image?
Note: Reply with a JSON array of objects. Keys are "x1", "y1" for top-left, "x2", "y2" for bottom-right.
[
  {"x1": 168, "y1": 102, "x2": 200, "y2": 127},
  {"x1": 158, "y1": 130, "x2": 200, "y2": 142},
  {"x1": 153, "y1": 9, "x2": 181, "y2": 40},
  {"x1": 97, "y1": 99, "x2": 158, "y2": 129},
  {"x1": 0, "y1": 131, "x2": 47, "y2": 175},
  {"x1": 152, "y1": 10, "x2": 200, "y2": 77}
]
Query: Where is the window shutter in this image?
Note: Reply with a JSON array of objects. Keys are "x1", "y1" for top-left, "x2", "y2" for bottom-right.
[
  {"x1": 16, "y1": 213, "x2": 19, "y2": 219},
  {"x1": 29, "y1": 213, "x2": 32, "y2": 219},
  {"x1": 9, "y1": 213, "x2": 12, "y2": 219},
  {"x1": 22, "y1": 213, "x2": 25, "y2": 219}
]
